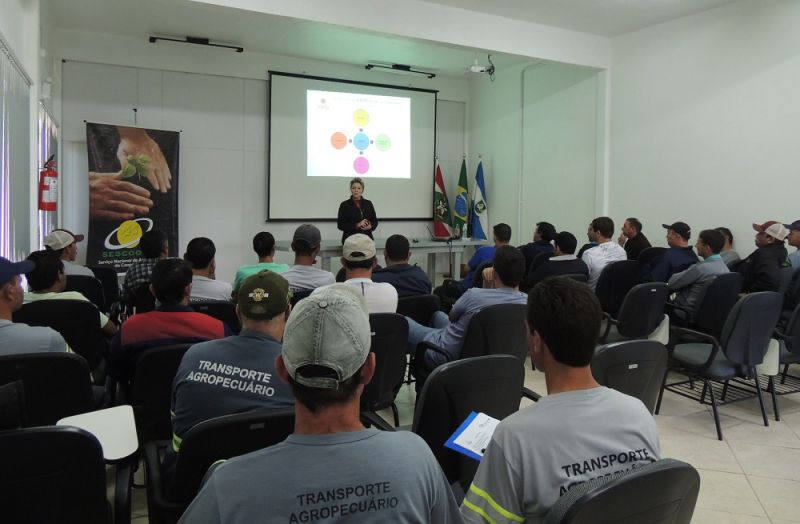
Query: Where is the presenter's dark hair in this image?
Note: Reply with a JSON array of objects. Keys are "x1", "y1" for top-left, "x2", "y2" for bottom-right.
[
  {"x1": 554, "y1": 232, "x2": 578, "y2": 255},
  {"x1": 151, "y1": 258, "x2": 192, "y2": 305},
  {"x1": 626, "y1": 218, "x2": 643, "y2": 234},
  {"x1": 493, "y1": 246, "x2": 525, "y2": 287},
  {"x1": 25, "y1": 250, "x2": 64, "y2": 291},
  {"x1": 536, "y1": 222, "x2": 557, "y2": 242},
  {"x1": 253, "y1": 232, "x2": 276, "y2": 258},
  {"x1": 528, "y1": 277, "x2": 601, "y2": 367},
  {"x1": 184, "y1": 237, "x2": 216, "y2": 270},
  {"x1": 716, "y1": 227, "x2": 734, "y2": 247},
  {"x1": 699, "y1": 229, "x2": 725, "y2": 254},
  {"x1": 591, "y1": 217, "x2": 615, "y2": 239},
  {"x1": 385, "y1": 234, "x2": 410, "y2": 262},
  {"x1": 288, "y1": 365, "x2": 364, "y2": 413},
  {"x1": 343, "y1": 258, "x2": 374, "y2": 270},
  {"x1": 493, "y1": 223, "x2": 512, "y2": 243},
  {"x1": 140, "y1": 229, "x2": 168, "y2": 259},
  {"x1": 349, "y1": 177, "x2": 364, "y2": 189}
]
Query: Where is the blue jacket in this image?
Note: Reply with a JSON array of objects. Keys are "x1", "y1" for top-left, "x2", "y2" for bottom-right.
[
  {"x1": 642, "y1": 246, "x2": 698, "y2": 283},
  {"x1": 372, "y1": 263, "x2": 432, "y2": 297}
]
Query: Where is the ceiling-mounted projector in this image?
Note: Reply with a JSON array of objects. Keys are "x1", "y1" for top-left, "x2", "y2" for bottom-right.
[{"x1": 465, "y1": 54, "x2": 496, "y2": 81}]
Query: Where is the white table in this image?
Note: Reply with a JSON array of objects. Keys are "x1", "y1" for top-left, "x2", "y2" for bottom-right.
[
  {"x1": 275, "y1": 238, "x2": 488, "y2": 281},
  {"x1": 58, "y1": 404, "x2": 139, "y2": 462}
]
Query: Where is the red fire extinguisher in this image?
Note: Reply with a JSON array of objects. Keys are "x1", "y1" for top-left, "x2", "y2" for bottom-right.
[{"x1": 38, "y1": 155, "x2": 58, "y2": 211}]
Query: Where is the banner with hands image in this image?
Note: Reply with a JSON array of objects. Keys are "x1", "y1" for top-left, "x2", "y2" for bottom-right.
[{"x1": 86, "y1": 123, "x2": 179, "y2": 272}]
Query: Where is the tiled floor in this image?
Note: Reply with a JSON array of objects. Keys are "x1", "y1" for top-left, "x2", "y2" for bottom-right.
[{"x1": 126, "y1": 362, "x2": 800, "y2": 523}]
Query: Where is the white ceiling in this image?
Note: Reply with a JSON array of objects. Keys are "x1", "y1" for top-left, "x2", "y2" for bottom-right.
[{"x1": 423, "y1": 0, "x2": 742, "y2": 37}]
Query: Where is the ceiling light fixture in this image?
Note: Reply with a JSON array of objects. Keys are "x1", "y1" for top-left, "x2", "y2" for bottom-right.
[
  {"x1": 365, "y1": 62, "x2": 436, "y2": 79},
  {"x1": 148, "y1": 35, "x2": 244, "y2": 53}
]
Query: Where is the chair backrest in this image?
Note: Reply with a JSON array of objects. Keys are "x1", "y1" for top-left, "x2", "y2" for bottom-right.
[
  {"x1": 614, "y1": 283, "x2": 670, "y2": 338},
  {"x1": 65, "y1": 275, "x2": 106, "y2": 312},
  {"x1": 132, "y1": 283, "x2": 155, "y2": 313},
  {"x1": 0, "y1": 380, "x2": 26, "y2": 430},
  {"x1": 471, "y1": 260, "x2": 493, "y2": 289},
  {"x1": 396, "y1": 294, "x2": 441, "y2": 326},
  {"x1": 636, "y1": 246, "x2": 667, "y2": 267},
  {"x1": 172, "y1": 409, "x2": 295, "y2": 503},
  {"x1": 289, "y1": 289, "x2": 313, "y2": 307},
  {"x1": 594, "y1": 260, "x2": 640, "y2": 317},
  {"x1": 90, "y1": 266, "x2": 121, "y2": 306},
  {"x1": 361, "y1": 313, "x2": 409, "y2": 412},
  {"x1": 0, "y1": 426, "x2": 108, "y2": 524},
  {"x1": 527, "y1": 251, "x2": 555, "y2": 276},
  {"x1": 591, "y1": 341, "x2": 668, "y2": 413},
  {"x1": 129, "y1": 343, "x2": 193, "y2": 442},
  {"x1": 412, "y1": 355, "x2": 524, "y2": 490},
  {"x1": 781, "y1": 304, "x2": 800, "y2": 356},
  {"x1": 190, "y1": 301, "x2": 240, "y2": 334},
  {"x1": 783, "y1": 270, "x2": 800, "y2": 312},
  {"x1": 543, "y1": 458, "x2": 700, "y2": 524},
  {"x1": 690, "y1": 272, "x2": 742, "y2": 336},
  {"x1": 778, "y1": 266, "x2": 796, "y2": 295},
  {"x1": 460, "y1": 303, "x2": 529, "y2": 362},
  {"x1": 720, "y1": 292, "x2": 783, "y2": 367},
  {"x1": 13, "y1": 299, "x2": 105, "y2": 371}
]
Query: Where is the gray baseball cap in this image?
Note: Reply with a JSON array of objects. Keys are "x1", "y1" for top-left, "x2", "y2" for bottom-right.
[
  {"x1": 282, "y1": 284, "x2": 371, "y2": 389},
  {"x1": 293, "y1": 224, "x2": 321, "y2": 249}
]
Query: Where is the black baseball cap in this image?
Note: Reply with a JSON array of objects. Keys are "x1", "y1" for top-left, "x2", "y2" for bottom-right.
[{"x1": 662, "y1": 222, "x2": 691, "y2": 241}]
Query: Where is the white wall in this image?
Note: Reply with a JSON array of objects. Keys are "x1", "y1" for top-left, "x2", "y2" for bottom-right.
[{"x1": 609, "y1": 0, "x2": 800, "y2": 256}]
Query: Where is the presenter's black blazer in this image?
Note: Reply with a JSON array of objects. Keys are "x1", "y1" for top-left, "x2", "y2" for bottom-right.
[{"x1": 337, "y1": 197, "x2": 378, "y2": 243}]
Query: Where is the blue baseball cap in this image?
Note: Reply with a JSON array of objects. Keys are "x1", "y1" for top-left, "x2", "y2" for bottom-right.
[
  {"x1": 0, "y1": 257, "x2": 34, "y2": 287},
  {"x1": 783, "y1": 220, "x2": 800, "y2": 231}
]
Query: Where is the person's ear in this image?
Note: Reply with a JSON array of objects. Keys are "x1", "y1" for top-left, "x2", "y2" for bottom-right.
[
  {"x1": 360, "y1": 352, "x2": 376, "y2": 386},
  {"x1": 275, "y1": 355, "x2": 290, "y2": 384}
]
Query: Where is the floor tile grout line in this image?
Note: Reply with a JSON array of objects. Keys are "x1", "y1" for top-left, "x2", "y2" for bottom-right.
[{"x1": 728, "y1": 435, "x2": 774, "y2": 522}]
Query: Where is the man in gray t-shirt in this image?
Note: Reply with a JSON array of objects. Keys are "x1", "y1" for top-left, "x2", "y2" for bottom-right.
[
  {"x1": 180, "y1": 285, "x2": 460, "y2": 523},
  {"x1": 281, "y1": 224, "x2": 336, "y2": 293},
  {"x1": 461, "y1": 278, "x2": 660, "y2": 524}
]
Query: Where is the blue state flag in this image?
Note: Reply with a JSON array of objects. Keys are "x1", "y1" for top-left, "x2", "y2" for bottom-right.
[{"x1": 470, "y1": 161, "x2": 489, "y2": 240}]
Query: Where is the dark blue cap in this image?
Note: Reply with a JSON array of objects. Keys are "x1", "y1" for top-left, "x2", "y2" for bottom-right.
[{"x1": 0, "y1": 257, "x2": 34, "y2": 286}]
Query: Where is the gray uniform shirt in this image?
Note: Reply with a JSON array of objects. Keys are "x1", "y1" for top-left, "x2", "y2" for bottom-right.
[
  {"x1": 461, "y1": 387, "x2": 660, "y2": 524},
  {"x1": 282, "y1": 264, "x2": 336, "y2": 292},
  {"x1": 0, "y1": 319, "x2": 67, "y2": 356},
  {"x1": 668, "y1": 256, "x2": 729, "y2": 319},
  {"x1": 179, "y1": 429, "x2": 462, "y2": 524}
]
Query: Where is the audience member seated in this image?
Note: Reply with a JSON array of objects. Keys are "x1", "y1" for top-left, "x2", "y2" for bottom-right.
[
  {"x1": 372, "y1": 234, "x2": 432, "y2": 297},
  {"x1": 108, "y1": 259, "x2": 233, "y2": 385},
  {"x1": 460, "y1": 277, "x2": 661, "y2": 523},
  {"x1": 716, "y1": 226, "x2": 741, "y2": 269},
  {"x1": 24, "y1": 250, "x2": 117, "y2": 337},
  {"x1": 407, "y1": 246, "x2": 527, "y2": 370},
  {"x1": 43, "y1": 228, "x2": 93, "y2": 277},
  {"x1": 737, "y1": 221, "x2": 790, "y2": 293},
  {"x1": 327, "y1": 234, "x2": 397, "y2": 313},
  {"x1": 786, "y1": 220, "x2": 800, "y2": 270},
  {"x1": 281, "y1": 224, "x2": 335, "y2": 293},
  {"x1": 519, "y1": 221, "x2": 556, "y2": 271},
  {"x1": 121, "y1": 229, "x2": 169, "y2": 304},
  {"x1": 0, "y1": 256, "x2": 67, "y2": 355},
  {"x1": 641, "y1": 222, "x2": 698, "y2": 283},
  {"x1": 233, "y1": 232, "x2": 289, "y2": 294},
  {"x1": 462, "y1": 223, "x2": 512, "y2": 289},
  {"x1": 165, "y1": 270, "x2": 294, "y2": 476},
  {"x1": 618, "y1": 217, "x2": 652, "y2": 261},
  {"x1": 581, "y1": 217, "x2": 627, "y2": 289},
  {"x1": 180, "y1": 285, "x2": 461, "y2": 523},
  {"x1": 183, "y1": 237, "x2": 232, "y2": 302},
  {"x1": 667, "y1": 229, "x2": 729, "y2": 322},
  {"x1": 576, "y1": 223, "x2": 598, "y2": 259},
  {"x1": 520, "y1": 232, "x2": 589, "y2": 292}
]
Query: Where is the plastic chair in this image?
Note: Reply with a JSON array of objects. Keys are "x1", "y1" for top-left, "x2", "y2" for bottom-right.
[
  {"x1": 190, "y1": 301, "x2": 240, "y2": 334},
  {"x1": 592, "y1": 340, "x2": 668, "y2": 413},
  {"x1": 0, "y1": 380, "x2": 26, "y2": 430},
  {"x1": 396, "y1": 294, "x2": 441, "y2": 326},
  {"x1": 0, "y1": 426, "x2": 110, "y2": 523},
  {"x1": 361, "y1": 313, "x2": 409, "y2": 429},
  {"x1": 90, "y1": 266, "x2": 121, "y2": 306},
  {"x1": 65, "y1": 275, "x2": 107, "y2": 312},
  {"x1": 594, "y1": 260, "x2": 639, "y2": 318},
  {"x1": 289, "y1": 289, "x2": 312, "y2": 307},
  {"x1": 144, "y1": 409, "x2": 295, "y2": 523},
  {"x1": 778, "y1": 266, "x2": 796, "y2": 295},
  {"x1": 412, "y1": 355, "x2": 528, "y2": 492},
  {"x1": 13, "y1": 299, "x2": 106, "y2": 371},
  {"x1": 599, "y1": 283, "x2": 670, "y2": 343},
  {"x1": 636, "y1": 246, "x2": 667, "y2": 267},
  {"x1": 543, "y1": 458, "x2": 700, "y2": 524},
  {"x1": 0, "y1": 353, "x2": 94, "y2": 426},
  {"x1": 674, "y1": 272, "x2": 742, "y2": 339},
  {"x1": 657, "y1": 292, "x2": 783, "y2": 440}
]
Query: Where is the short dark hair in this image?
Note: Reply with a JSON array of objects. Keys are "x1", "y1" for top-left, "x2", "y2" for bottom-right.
[
  {"x1": 343, "y1": 258, "x2": 374, "y2": 270},
  {"x1": 140, "y1": 229, "x2": 168, "y2": 259},
  {"x1": 183, "y1": 237, "x2": 216, "y2": 270},
  {"x1": 291, "y1": 240, "x2": 316, "y2": 257},
  {"x1": 151, "y1": 258, "x2": 192, "y2": 305},
  {"x1": 554, "y1": 232, "x2": 578, "y2": 254},
  {"x1": 536, "y1": 222, "x2": 557, "y2": 242},
  {"x1": 591, "y1": 217, "x2": 615, "y2": 238},
  {"x1": 715, "y1": 227, "x2": 734, "y2": 246},
  {"x1": 493, "y1": 245, "x2": 525, "y2": 287},
  {"x1": 626, "y1": 218, "x2": 643, "y2": 234},
  {"x1": 384, "y1": 234, "x2": 410, "y2": 262},
  {"x1": 253, "y1": 232, "x2": 276, "y2": 258},
  {"x1": 25, "y1": 250, "x2": 64, "y2": 291},
  {"x1": 493, "y1": 223, "x2": 512, "y2": 243},
  {"x1": 350, "y1": 177, "x2": 364, "y2": 189},
  {"x1": 698, "y1": 229, "x2": 725, "y2": 254},
  {"x1": 288, "y1": 365, "x2": 364, "y2": 413},
  {"x1": 527, "y1": 277, "x2": 601, "y2": 367}
]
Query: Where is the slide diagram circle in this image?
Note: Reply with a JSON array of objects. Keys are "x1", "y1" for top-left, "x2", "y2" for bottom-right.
[
  {"x1": 104, "y1": 218, "x2": 154, "y2": 249},
  {"x1": 353, "y1": 132, "x2": 370, "y2": 151},
  {"x1": 353, "y1": 156, "x2": 370, "y2": 174},
  {"x1": 353, "y1": 109, "x2": 369, "y2": 126},
  {"x1": 375, "y1": 134, "x2": 391, "y2": 151},
  {"x1": 330, "y1": 132, "x2": 347, "y2": 149}
]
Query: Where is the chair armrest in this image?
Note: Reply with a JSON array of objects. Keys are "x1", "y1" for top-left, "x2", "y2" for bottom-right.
[
  {"x1": 522, "y1": 387, "x2": 541, "y2": 402},
  {"x1": 669, "y1": 327, "x2": 722, "y2": 371},
  {"x1": 360, "y1": 411, "x2": 396, "y2": 431},
  {"x1": 599, "y1": 312, "x2": 618, "y2": 343},
  {"x1": 775, "y1": 330, "x2": 790, "y2": 341},
  {"x1": 115, "y1": 459, "x2": 133, "y2": 524},
  {"x1": 143, "y1": 440, "x2": 186, "y2": 517}
]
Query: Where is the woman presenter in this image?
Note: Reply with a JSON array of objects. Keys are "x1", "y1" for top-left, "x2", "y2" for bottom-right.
[{"x1": 337, "y1": 177, "x2": 378, "y2": 243}]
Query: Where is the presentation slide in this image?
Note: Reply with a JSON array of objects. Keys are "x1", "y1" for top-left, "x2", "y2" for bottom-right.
[{"x1": 268, "y1": 72, "x2": 437, "y2": 221}]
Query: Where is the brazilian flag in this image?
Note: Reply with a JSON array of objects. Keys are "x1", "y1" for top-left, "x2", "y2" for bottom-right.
[{"x1": 452, "y1": 159, "x2": 469, "y2": 235}]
